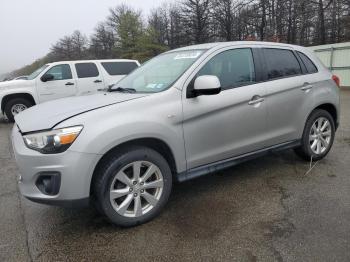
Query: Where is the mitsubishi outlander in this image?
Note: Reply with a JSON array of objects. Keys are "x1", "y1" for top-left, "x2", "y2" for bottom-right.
[{"x1": 11, "y1": 42, "x2": 340, "y2": 227}]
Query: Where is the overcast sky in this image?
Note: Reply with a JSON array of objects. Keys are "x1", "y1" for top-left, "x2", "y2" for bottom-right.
[{"x1": 0, "y1": 0, "x2": 166, "y2": 75}]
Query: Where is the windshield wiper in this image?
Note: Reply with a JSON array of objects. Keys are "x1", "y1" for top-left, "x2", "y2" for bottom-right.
[{"x1": 108, "y1": 86, "x2": 136, "y2": 93}]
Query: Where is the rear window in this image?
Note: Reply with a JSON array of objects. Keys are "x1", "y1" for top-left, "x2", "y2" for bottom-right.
[
  {"x1": 297, "y1": 51, "x2": 318, "y2": 74},
  {"x1": 75, "y1": 63, "x2": 99, "y2": 78},
  {"x1": 264, "y1": 49, "x2": 302, "y2": 80},
  {"x1": 101, "y1": 62, "x2": 138, "y2": 76}
]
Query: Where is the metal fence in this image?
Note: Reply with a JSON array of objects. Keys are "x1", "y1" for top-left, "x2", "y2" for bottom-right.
[{"x1": 308, "y1": 42, "x2": 350, "y2": 87}]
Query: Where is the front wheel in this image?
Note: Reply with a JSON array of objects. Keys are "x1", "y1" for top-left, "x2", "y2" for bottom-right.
[
  {"x1": 4, "y1": 98, "x2": 33, "y2": 122},
  {"x1": 94, "y1": 146, "x2": 172, "y2": 227},
  {"x1": 294, "y1": 109, "x2": 335, "y2": 161}
]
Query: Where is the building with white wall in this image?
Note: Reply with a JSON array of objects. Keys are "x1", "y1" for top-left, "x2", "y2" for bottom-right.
[{"x1": 309, "y1": 42, "x2": 350, "y2": 87}]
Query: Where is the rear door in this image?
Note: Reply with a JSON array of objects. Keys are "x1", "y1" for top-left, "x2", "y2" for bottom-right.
[
  {"x1": 260, "y1": 48, "x2": 315, "y2": 145},
  {"x1": 74, "y1": 62, "x2": 104, "y2": 95},
  {"x1": 182, "y1": 47, "x2": 269, "y2": 169},
  {"x1": 100, "y1": 61, "x2": 139, "y2": 87},
  {"x1": 36, "y1": 63, "x2": 76, "y2": 103}
]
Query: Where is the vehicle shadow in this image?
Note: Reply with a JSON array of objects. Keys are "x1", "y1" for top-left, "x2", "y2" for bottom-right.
[{"x1": 0, "y1": 118, "x2": 7, "y2": 124}]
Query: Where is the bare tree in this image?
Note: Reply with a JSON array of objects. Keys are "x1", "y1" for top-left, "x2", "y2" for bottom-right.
[
  {"x1": 312, "y1": 0, "x2": 334, "y2": 44},
  {"x1": 181, "y1": 0, "x2": 213, "y2": 44},
  {"x1": 90, "y1": 22, "x2": 115, "y2": 59},
  {"x1": 10, "y1": 0, "x2": 350, "y2": 77},
  {"x1": 213, "y1": 0, "x2": 235, "y2": 41},
  {"x1": 148, "y1": 4, "x2": 170, "y2": 46},
  {"x1": 50, "y1": 30, "x2": 88, "y2": 60}
]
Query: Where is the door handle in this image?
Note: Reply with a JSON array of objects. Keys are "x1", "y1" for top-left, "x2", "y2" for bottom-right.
[
  {"x1": 94, "y1": 80, "x2": 103, "y2": 83},
  {"x1": 248, "y1": 96, "x2": 265, "y2": 106},
  {"x1": 65, "y1": 82, "x2": 74, "y2": 86},
  {"x1": 301, "y1": 84, "x2": 313, "y2": 91}
]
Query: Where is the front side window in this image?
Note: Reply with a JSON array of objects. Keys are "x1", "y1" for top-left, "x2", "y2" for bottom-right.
[
  {"x1": 197, "y1": 48, "x2": 256, "y2": 90},
  {"x1": 297, "y1": 51, "x2": 318, "y2": 74},
  {"x1": 75, "y1": 63, "x2": 99, "y2": 78},
  {"x1": 43, "y1": 64, "x2": 72, "y2": 81},
  {"x1": 102, "y1": 62, "x2": 138, "y2": 76},
  {"x1": 111, "y1": 50, "x2": 205, "y2": 93},
  {"x1": 264, "y1": 49, "x2": 302, "y2": 79}
]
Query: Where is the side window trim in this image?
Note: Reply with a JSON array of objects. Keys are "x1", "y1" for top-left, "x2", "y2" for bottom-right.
[
  {"x1": 296, "y1": 51, "x2": 319, "y2": 74},
  {"x1": 261, "y1": 48, "x2": 303, "y2": 81},
  {"x1": 251, "y1": 48, "x2": 266, "y2": 82},
  {"x1": 293, "y1": 50, "x2": 308, "y2": 74}
]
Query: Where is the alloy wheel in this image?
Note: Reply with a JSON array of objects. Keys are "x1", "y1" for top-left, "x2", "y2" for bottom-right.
[
  {"x1": 309, "y1": 117, "x2": 332, "y2": 155},
  {"x1": 11, "y1": 104, "x2": 27, "y2": 115},
  {"x1": 109, "y1": 161, "x2": 164, "y2": 218}
]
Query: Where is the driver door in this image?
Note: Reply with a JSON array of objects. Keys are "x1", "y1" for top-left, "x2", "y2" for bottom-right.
[
  {"x1": 36, "y1": 64, "x2": 76, "y2": 103},
  {"x1": 182, "y1": 48, "x2": 269, "y2": 169}
]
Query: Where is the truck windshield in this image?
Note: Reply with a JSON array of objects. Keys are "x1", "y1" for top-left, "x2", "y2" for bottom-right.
[
  {"x1": 109, "y1": 50, "x2": 205, "y2": 93},
  {"x1": 27, "y1": 64, "x2": 49, "y2": 80}
]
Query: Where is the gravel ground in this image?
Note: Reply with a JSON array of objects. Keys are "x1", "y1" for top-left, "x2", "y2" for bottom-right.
[{"x1": 0, "y1": 89, "x2": 349, "y2": 262}]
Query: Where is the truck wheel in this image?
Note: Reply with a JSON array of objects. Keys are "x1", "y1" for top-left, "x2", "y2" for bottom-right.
[
  {"x1": 294, "y1": 109, "x2": 335, "y2": 161},
  {"x1": 93, "y1": 146, "x2": 172, "y2": 227},
  {"x1": 4, "y1": 98, "x2": 33, "y2": 122}
]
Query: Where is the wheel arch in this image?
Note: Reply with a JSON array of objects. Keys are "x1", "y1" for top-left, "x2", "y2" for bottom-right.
[
  {"x1": 313, "y1": 103, "x2": 338, "y2": 129},
  {"x1": 1, "y1": 93, "x2": 36, "y2": 113},
  {"x1": 90, "y1": 137, "x2": 178, "y2": 196}
]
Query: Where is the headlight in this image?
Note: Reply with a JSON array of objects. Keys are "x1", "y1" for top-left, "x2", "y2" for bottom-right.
[{"x1": 23, "y1": 126, "x2": 83, "y2": 154}]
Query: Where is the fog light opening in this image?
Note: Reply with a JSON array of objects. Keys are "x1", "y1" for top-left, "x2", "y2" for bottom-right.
[{"x1": 35, "y1": 172, "x2": 61, "y2": 196}]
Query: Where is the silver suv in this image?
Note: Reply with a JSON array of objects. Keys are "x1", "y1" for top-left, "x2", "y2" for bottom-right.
[{"x1": 12, "y1": 42, "x2": 340, "y2": 227}]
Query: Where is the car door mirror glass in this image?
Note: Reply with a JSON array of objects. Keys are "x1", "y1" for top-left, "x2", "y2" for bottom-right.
[
  {"x1": 193, "y1": 75, "x2": 221, "y2": 96},
  {"x1": 41, "y1": 74, "x2": 54, "y2": 82}
]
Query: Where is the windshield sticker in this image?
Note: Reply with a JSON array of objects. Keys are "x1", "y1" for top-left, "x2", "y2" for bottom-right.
[
  {"x1": 146, "y1": 83, "x2": 164, "y2": 89},
  {"x1": 146, "y1": 83, "x2": 157, "y2": 89},
  {"x1": 174, "y1": 51, "x2": 202, "y2": 60}
]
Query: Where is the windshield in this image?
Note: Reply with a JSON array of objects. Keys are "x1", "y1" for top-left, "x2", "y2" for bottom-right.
[
  {"x1": 27, "y1": 64, "x2": 49, "y2": 80},
  {"x1": 110, "y1": 50, "x2": 205, "y2": 93}
]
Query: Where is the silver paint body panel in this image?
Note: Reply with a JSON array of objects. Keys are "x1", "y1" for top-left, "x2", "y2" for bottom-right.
[{"x1": 11, "y1": 41, "x2": 340, "y2": 203}]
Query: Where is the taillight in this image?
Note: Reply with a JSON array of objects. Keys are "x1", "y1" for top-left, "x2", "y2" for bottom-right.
[{"x1": 332, "y1": 75, "x2": 340, "y2": 88}]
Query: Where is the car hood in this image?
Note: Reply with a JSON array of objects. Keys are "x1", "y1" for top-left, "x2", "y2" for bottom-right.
[
  {"x1": 15, "y1": 92, "x2": 148, "y2": 133},
  {"x1": 0, "y1": 79, "x2": 32, "y2": 90}
]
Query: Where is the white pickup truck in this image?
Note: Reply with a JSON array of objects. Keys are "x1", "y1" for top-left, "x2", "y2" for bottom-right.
[{"x1": 0, "y1": 59, "x2": 140, "y2": 122}]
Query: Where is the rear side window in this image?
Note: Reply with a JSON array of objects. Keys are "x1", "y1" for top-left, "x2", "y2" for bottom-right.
[
  {"x1": 102, "y1": 62, "x2": 138, "y2": 76},
  {"x1": 197, "y1": 48, "x2": 256, "y2": 90},
  {"x1": 297, "y1": 52, "x2": 318, "y2": 74},
  {"x1": 75, "y1": 63, "x2": 99, "y2": 78},
  {"x1": 264, "y1": 49, "x2": 302, "y2": 80}
]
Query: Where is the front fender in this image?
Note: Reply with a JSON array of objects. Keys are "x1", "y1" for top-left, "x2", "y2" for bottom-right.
[
  {"x1": 71, "y1": 120, "x2": 186, "y2": 173},
  {"x1": 58, "y1": 89, "x2": 186, "y2": 173},
  {"x1": 0, "y1": 86, "x2": 39, "y2": 112}
]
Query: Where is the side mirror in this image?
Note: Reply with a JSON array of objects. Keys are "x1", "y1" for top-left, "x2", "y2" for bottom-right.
[
  {"x1": 41, "y1": 74, "x2": 54, "y2": 82},
  {"x1": 193, "y1": 75, "x2": 221, "y2": 97}
]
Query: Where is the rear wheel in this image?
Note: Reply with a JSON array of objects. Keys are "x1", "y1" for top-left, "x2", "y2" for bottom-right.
[
  {"x1": 4, "y1": 98, "x2": 33, "y2": 122},
  {"x1": 294, "y1": 109, "x2": 335, "y2": 161},
  {"x1": 94, "y1": 146, "x2": 172, "y2": 227}
]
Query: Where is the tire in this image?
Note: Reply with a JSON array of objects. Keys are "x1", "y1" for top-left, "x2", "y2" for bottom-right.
[
  {"x1": 93, "y1": 146, "x2": 172, "y2": 227},
  {"x1": 294, "y1": 109, "x2": 335, "y2": 161},
  {"x1": 4, "y1": 98, "x2": 33, "y2": 122}
]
